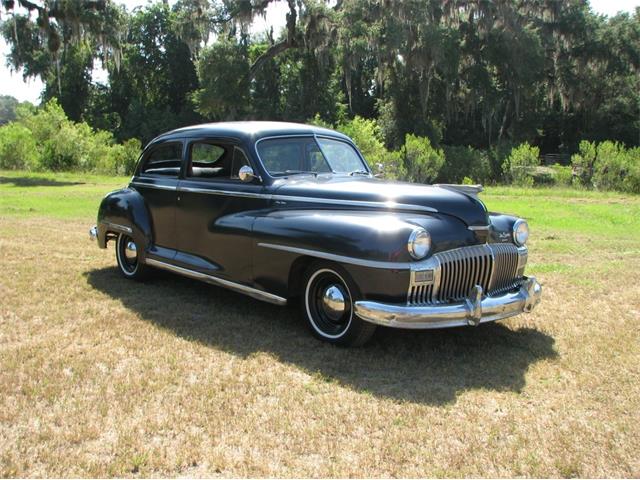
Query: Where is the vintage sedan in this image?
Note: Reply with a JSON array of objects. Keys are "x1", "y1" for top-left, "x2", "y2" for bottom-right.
[{"x1": 90, "y1": 122, "x2": 541, "y2": 346}]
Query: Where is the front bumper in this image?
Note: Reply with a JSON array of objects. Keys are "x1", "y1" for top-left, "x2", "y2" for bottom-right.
[
  {"x1": 89, "y1": 225, "x2": 98, "y2": 241},
  {"x1": 354, "y1": 276, "x2": 541, "y2": 329}
]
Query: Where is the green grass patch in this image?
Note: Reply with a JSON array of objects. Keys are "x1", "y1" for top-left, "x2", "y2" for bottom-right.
[{"x1": 0, "y1": 170, "x2": 129, "y2": 219}]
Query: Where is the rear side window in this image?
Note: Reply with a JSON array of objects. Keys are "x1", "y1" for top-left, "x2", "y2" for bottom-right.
[{"x1": 140, "y1": 143, "x2": 182, "y2": 177}]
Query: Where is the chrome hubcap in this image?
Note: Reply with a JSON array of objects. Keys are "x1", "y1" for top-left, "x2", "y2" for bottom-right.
[
  {"x1": 321, "y1": 284, "x2": 346, "y2": 321},
  {"x1": 125, "y1": 241, "x2": 137, "y2": 262}
]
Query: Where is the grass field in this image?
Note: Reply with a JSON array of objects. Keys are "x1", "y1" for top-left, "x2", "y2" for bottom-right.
[{"x1": 1, "y1": 170, "x2": 639, "y2": 477}]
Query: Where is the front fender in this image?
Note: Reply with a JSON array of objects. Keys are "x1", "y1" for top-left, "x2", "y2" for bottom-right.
[
  {"x1": 251, "y1": 209, "x2": 477, "y2": 300},
  {"x1": 96, "y1": 188, "x2": 153, "y2": 254}
]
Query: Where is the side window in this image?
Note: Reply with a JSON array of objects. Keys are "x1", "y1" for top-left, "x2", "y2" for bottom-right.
[
  {"x1": 187, "y1": 142, "x2": 252, "y2": 181},
  {"x1": 140, "y1": 143, "x2": 182, "y2": 177},
  {"x1": 187, "y1": 142, "x2": 231, "y2": 179}
]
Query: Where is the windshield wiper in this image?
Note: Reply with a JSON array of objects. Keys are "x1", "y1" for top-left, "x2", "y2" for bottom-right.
[{"x1": 349, "y1": 169, "x2": 370, "y2": 176}]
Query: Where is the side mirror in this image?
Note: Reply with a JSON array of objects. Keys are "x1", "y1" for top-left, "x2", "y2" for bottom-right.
[
  {"x1": 374, "y1": 162, "x2": 385, "y2": 178},
  {"x1": 238, "y1": 165, "x2": 257, "y2": 183}
]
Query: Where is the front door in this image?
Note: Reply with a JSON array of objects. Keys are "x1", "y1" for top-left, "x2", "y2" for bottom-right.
[
  {"x1": 131, "y1": 139, "x2": 182, "y2": 260},
  {"x1": 175, "y1": 138, "x2": 268, "y2": 283}
]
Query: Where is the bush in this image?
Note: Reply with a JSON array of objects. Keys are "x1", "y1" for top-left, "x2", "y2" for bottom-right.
[
  {"x1": 502, "y1": 143, "x2": 540, "y2": 187},
  {"x1": 592, "y1": 141, "x2": 628, "y2": 191},
  {"x1": 571, "y1": 140, "x2": 597, "y2": 186},
  {"x1": 623, "y1": 147, "x2": 640, "y2": 194},
  {"x1": 439, "y1": 145, "x2": 492, "y2": 184},
  {"x1": 401, "y1": 134, "x2": 445, "y2": 184},
  {"x1": 3, "y1": 99, "x2": 142, "y2": 175},
  {"x1": 337, "y1": 116, "x2": 406, "y2": 180},
  {"x1": 571, "y1": 140, "x2": 640, "y2": 193},
  {"x1": 0, "y1": 123, "x2": 40, "y2": 170},
  {"x1": 550, "y1": 164, "x2": 573, "y2": 186}
]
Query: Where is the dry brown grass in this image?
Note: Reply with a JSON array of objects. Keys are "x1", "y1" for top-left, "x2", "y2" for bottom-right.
[{"x1": 1, "y1": 199, "x2": 640, "y2": 476}]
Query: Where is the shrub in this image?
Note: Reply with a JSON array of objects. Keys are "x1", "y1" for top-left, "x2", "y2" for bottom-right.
[
  {"x1": 571, "y1": 140, "x2": 597, "y2": 186},
  {"x1": 100, "y1": 138, "x2": 142, "y2": 175},
  {"x1": 502, "y1": 143, "x2": 540, "y2": 187},
  {"x1": 5, "y1": 98, "x2": 141, "y2": 175},
  {"x1": 571, "y1": 141, "x2": 640, "y2": 193},
  {"x1": 440, "y1": 145, "x2": 492, "y2": 184},
  {"x1": 592, "y1": 141, "x2": 628, "y2": 191},
  {"x1": 401, "y1": 134, "x2": 445, "y2": 184},
  {"x1": 0, "y1": 123, "x2": 40, "y2": 170},
  {"x1": 623, "y1": 147, "x2": 640, "y2": 194},
  {"x1": 550, "y1": 164, "x2": 573, "y2": 186},
  {"x1": 337, "y1": 116, "x2": 406, "y2": 180}
]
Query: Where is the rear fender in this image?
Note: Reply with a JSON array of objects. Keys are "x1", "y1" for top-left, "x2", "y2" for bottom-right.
[{"x1": 96, "y1": 188, "x2": 153, "y2": 255}]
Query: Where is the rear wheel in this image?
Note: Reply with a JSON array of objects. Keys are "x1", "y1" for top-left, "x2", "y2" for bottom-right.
[
  {"x1": 115, "y1": 233, "x2": 149, "y2": 280},
  {"x1": 301, "y1": 262, "x2": 376, "y2": 346}
]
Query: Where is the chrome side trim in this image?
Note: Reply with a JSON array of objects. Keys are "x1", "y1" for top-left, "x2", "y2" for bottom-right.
[
  {"x1": 101, "y1": 222, "x2": 133, "y2": 234},
  {"x1": 468, "y1": 225, "x2": 490, "y2": 231},
  {"x1": 355, "y1": 276, "x2": 542, "y2": 329},
  {"x1": 257, "y1": 242, "x2": 418, "y2": 270},
  {"x1": 135, "y1": 179, "x2": 438, "y2": 214},
  {"x1": 130, "y1": 181, "x2": 177, "y2": 191},
  {"x1": 269, "y1": 195, "x2": 438, "y2": 214},
  {"x1": 177, "y1": 185, "x2": 267, "y2": 199},
  {"x1": 144, "y1": 258, "x2": 287, "y2": 306}
]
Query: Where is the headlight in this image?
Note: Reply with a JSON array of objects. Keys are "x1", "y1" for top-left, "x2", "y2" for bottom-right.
[
  {"x1": 513, "y1": 219, "x2": 529, "y2": 246},
  {"x1": 408, "y1": 228, "x2": 431, "y2": 260}
]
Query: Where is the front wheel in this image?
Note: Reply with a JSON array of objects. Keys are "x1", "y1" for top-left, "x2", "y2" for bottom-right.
[
  {"x1": 301, "y1": 262, "x2": 376, "y2": 347},
  {"x1": 115, "y1": 233, "x2": 149, "y2": 280}
]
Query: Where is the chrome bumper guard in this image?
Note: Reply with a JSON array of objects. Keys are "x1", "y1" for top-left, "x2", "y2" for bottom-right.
[
  {"x1": 89, "y1": 225, "x2": 98, "y2": 241},
  {"x1": 354, "y1": 276, "x2": 542, "y2": 329}
]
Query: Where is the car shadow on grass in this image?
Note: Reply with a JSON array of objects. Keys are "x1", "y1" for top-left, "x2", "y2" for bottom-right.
[
  {"x1": 86, "y1": 266, "x2": 557, "y2": 405},
  {"x1": 0, "y1": 176, "x2": 85, "y2": 187}
]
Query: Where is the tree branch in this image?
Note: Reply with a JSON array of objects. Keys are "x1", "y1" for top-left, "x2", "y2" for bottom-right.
[
  {"x1": 248, "y1": 0, "x2": 298, "y2": 79},
  {"x1": 249, "y1": 38, "x2": 296, "y2": 78}
]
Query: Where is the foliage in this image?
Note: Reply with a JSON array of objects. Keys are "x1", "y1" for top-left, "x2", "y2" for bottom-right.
[
  {"x1": 550, "y1": 164, "x2": 574, "y2": 187},
  {"x1": 336, "y1": 116, "x2": 405, "y2": 179},
  {"x1": 0, "y1": 95, "x2": 22, "y2": 125},
  {"x1": 0, "y1": 99, "x2": 140, "y2": 175},
  {"x1": 572, "y1": 141, "x2": 640, "y2": 193},
  {"x1": 194, "y1": 40, "x2": 250, "y2": 120},
  {"x1": 2, "y1": 0, "x2": 638, "y2": 152},
  {"x1": 439, "y1": 146, "x2": 492, "y2": 184},
  {"x1": 503, "y1": 143, "x2": 541, "y2": 187},
  {"x1": 401, "y1": 134, "x2": 445, "y2": 184},
  {"x1": 0, "y1": 123, "x2": 40, "y2": 170}
]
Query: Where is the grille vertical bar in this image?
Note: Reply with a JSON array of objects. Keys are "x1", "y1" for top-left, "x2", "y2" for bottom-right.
[{"x1": 407, "y1": 244, "x2": 524, "y2": 305}]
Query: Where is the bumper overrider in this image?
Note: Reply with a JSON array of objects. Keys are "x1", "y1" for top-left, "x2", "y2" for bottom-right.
[{"x1": 354, "y1": 277, "x2": 542, "y2": 329}]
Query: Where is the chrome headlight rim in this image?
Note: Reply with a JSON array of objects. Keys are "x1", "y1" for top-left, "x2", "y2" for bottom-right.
[
  {"x1": 513, "y1": 219, "x2": 529, "y2": 246},
  {"x1": 407, "y1": 227, "x2": 431, "y2": 260}
]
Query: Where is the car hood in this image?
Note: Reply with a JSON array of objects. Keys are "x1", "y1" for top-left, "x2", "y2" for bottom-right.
[{"x1": 272, "y1": 176, "x2": 489, "y2": 227}]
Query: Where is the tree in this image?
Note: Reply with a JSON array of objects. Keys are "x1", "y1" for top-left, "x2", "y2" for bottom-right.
[
  {"x1": 0, "y1": 95, "x2": 21, "y2": 125},
  {"x1": 1, "y1": 0, "x2": 126, "y2": 120}
]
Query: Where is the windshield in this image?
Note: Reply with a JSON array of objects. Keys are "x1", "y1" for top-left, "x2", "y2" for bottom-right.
[{"x1": 256, "y1": 136, "x2": 368, "y2": 176}]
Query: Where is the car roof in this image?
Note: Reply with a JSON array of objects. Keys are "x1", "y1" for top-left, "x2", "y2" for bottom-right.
[{"x1": 149, "y1": 121, "x2": 352, "y2": 145}]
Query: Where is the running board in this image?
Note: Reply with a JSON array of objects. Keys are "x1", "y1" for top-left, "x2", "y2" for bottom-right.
[{"x1": 145, "y1": 258, "x2": 287, "y2": 306}]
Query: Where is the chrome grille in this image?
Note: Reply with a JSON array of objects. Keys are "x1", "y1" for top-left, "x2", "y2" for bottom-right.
[{"x1": 408, "y1": 244, "x2": 525, "y2": 305}]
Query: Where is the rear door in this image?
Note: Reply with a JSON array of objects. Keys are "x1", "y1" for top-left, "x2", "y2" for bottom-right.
[{"x1": 131, "y1": 139, "x2": 183, "y2": 258}]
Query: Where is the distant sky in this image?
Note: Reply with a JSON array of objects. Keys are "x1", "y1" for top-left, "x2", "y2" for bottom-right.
[{"x1": 0, "y1": 0, "x2": 637, "y2": 104}]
